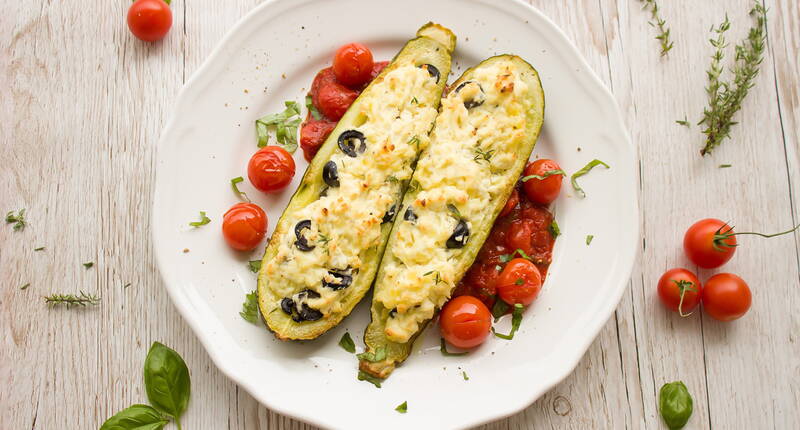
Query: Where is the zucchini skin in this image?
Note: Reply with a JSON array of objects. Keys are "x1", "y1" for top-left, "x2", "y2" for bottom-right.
[
  {"x1": 360, "y1": 55, "x2": 546, "y2": 378},
  {"x1": 257, "y1": 24, "x2": 455, "y2": 341}
]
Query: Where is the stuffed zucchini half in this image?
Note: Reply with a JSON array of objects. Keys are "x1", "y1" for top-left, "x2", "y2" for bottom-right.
[
  {"x1": 257, "y1": 23, "x2": 455, "y2": 340},
  {"x1": 360, "y1": 55, "x2": 545, "y2": 378}
]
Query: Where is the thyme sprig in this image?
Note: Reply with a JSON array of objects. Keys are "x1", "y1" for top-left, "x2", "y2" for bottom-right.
[
  {"x1": 44, "y1": 291, "x2": 101, "y2": 307},
  {"x1": 699, "y1": 2, "x2": 767, "y2": 156},
  {"x1": 639, "y1": 0, "x2": 673, "y2": 56},
  {"x1": 473, "y1": 146, "x2": 495, "y2": 164}
]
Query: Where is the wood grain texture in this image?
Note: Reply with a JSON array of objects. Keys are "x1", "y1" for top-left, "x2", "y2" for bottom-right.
[{"x1": 1, "y1": 0, "x2": 797, "y2": 429}]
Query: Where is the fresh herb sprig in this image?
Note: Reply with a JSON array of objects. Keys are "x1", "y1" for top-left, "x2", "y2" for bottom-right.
[
  {"x1": 255, "y1": 101, "x2": 302, "y2": 153},
  {"x1": 699, "y1": 2, "x2": 767, "y2": 156},
  {"x1": 240, "y1": 290, "x2": 260, "y2": 324},
  {"x1": 44, "y1": 291, "x2": 100, "y2": 307},
  {"x1": 473, "y1": 146, "x2": 495, "y2": 164},
  {"x1": 639, "y1": 0, "x2": 674, "y2": 56},
  {"x1": 5, "y1": 209, "x2": 26, "y2": 231}
]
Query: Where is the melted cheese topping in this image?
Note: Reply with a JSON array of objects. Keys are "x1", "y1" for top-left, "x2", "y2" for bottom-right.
[
  {"x1": 375, "y1": 59, "x2": 532, "y2": 342},
  {"x1": 262, "y1": 61, "x2": 439, "y2": 317}
]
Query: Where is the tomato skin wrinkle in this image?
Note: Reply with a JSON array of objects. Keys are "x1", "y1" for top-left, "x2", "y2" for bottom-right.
[{"x1": 127, "y1": 0, "x2": 172, "y2": 42}]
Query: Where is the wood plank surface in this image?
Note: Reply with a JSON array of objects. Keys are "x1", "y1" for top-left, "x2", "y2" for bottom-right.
[{"x1": 1, "y1": 0, "x2": 797, "y2": 429}]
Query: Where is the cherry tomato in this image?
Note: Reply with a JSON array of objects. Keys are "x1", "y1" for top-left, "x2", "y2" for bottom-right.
[
  {"x1": 315, "y1": 81, "x2": 358, "y2": 121},
  {"x1": 496, "y1": 258, "x2": 542, "y2": 306},
  {"x1": 222, "y1": 203, "x2": 267, "y2": 251},
  {"x1": 300, "y1": 119, "x2": 336, "y2": 162},
  {"x1": 333, "y1": 43, "x2": 374, "y2": 87},
  {"x1": 499, "y1": 189, "x2": 519, "y2": 217},
  {"x1": 247, "y1": 146, "x2": 296, "y2": 193},
  {"x1": 702, "y1": 273, "x2": 751, "y2": 321},
  {"x1": 127, "y1": 0, "x2": 172, "y2": 42},
  {"x1": 522, "y1": 159, "x2": 564, "y2": 205},
  {"x1": 505, "y1": 218, "x2": 535, "y2": 257},
  {"x1": 439, "y1": 295, "x2": 492, "y2": 349},
  {"x1": 683, "y1": 218, "x2": 737, "y2": 269},
  {"x1": 656, "y1": 268, "x2": 702, "y2": 316}
]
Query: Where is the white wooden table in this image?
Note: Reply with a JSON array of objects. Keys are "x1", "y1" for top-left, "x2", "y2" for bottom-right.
[{"x1": 2, "y1": 0, "x2": 798, "y2": 428}]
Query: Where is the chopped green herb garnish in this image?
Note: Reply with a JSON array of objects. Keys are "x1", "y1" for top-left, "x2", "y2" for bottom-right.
[
  {"x1": 675, "y1": 116, "x2": 691, "y2": 127},
  {"x1": 247, "y1": 260, "x2": 262, "y2": 273},
  {"x1": 462, "y1": 371, "x2": 469, "y2": 381},
  {"x1": 571, "y1": 159, "x2": 610, "y2": 198},
  {"x1": 20, "y1": 283, "x2": 30, "y2": 290},
  {"x1": 123, "y1": 283, "x2": 131, "y2": 289},
  {"x1": 230, "y1": 177, "x2": 250, "y2": 202},
  {"x1": 189, "y1": 211, "x2": 211, "y2": 227},
  {"x1": 492, "y1": 304, "x2": 524, "y2": 340},
  {"x1": 83, "y1": 262, "x2": 94, "y2": 269},
  {"x1": 719, "y1": 164, "x2": 732, "y2": 168},
  {"x1": 358, "y1": 370, "x2": 383, "y2": 388},
  {"x1": 586, "y1": 235, "x2": 594, "y2": 245},
  {"x1": 498, "y1": 248, "x2": 533, "y2": 263},
  {"x1": 410, "y1": 96, "x2": 418, "y2": 104},
  {"x1": 549, "y1": 220, "x2": 561, "y2": 238},
  {"x1": 305, "y1": 95, "x2": 321, "y2": 120},
  {"x1": 255, "y1": 100, "x2": 302, "y2": 152},
  {"x1": 407, "y1": 135, "x2": 420, "y2": 151},
  {"x1": 395, "y1": 401, "x2": 408, "y2": 413},
  {"x1": 5, "y1": 209, "x2": 26, "y2": 231},
  {"x1": 357, "y1": 346, "x2": 387, "y2": 362},
  {"x1": 473, "y1": 146, "x2": 495, "y2": 164},
  {"x1": 440, "y1": 338, "x2": 468, "y2": 356},
  {"x1": 514, "y1": 278, "x2": 524, "y2": 286},
  {"x1": 34, "y1": 247, "x2": 45, "y2": 251},
  {"x1": 44, "y1": 291, "x2": 100, "y2": 307},
  {"x1": 520, "y1": 169, "x2": 566, "y2": 182},
  {"x1": 446, "y1": 203, "x2": 462, "y2": 219},
  {"x1": 338, "y1": 332, "x2": 355, "y2": 353},
  {"x1": 424, "y1": 270, "x2": 445, "y2": 285},
  {"x1": 239, "y1": 290, "x2": 260, "y2": 324},
  {"x1": 491, "y1": 299, "x2": 510, "y2": 320}
]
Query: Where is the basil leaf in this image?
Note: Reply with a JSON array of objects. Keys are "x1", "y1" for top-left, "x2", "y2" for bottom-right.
[
  {"x1": 659, "y1": 381, "x2": 693, "y2": 429},
  {"x1": 570, "y1": 159, "x2": 610, "y2": 198},
  {"x1": 395, "y1": 401, "x2": 408, "y2": 413},
  {"x1": 188, "y1": 211, "x2": 210, "y2": 227},
  {"x1": 240, "y1": 291, "x2": 260, "y2": 324},
  {"x1": 498, "y1": 248, "x2": 533, "y2": 263},
  {"x1": 305, "y1": 95, "x2": 321, "y2": 120},
  {"x1": 357, "y1": 346, "x2": 386, "y2": 362},
  {"x1": 99, "y1": 404, "x2": 168, "y2": 430},
  {"x1": 83, "y1": 261, "x2": 94, "y2": 269},
  {"x1": 549, "y1": 220, "x2": 561, "y2": 238},
  {"x1": 144, "y1": 342, "x2": 191, "y2": 424},
  {"x1": 357, "y1": 370, "x2": 382, "y2": 388},
  {"x1": 230, "y1": 177, "x2": 250, "y2": 202},
  {"x1": 520, "y1": 169, "x2": 566, "y2": 182},
  {"x1": 446, "y1": 203, "x2": 461, "y2": 219},
  {"x1": 462, "y1": 371, "x2": 469, "y2": 381},
  {"x1": 247, "y1": 260, "x2": 262, "y2": 273},
  {"x1": 491, "y1": 299, "x2": 510, "y2": 320},
  {"x1": 338, "y1": 332, "x2": 355, "y2": 353},
  {"x1": 586, "y1": 235, "x2": 594, "y2": 245},
  {"x1": 492, "y1": 304, "x2": 524, "y2": 340},
  {"x1": 440, "y1": 338, "x2": 468, "y2": 356},
  {"x1": 255, "y1": 101, "x2": 301, "y2": 153}
]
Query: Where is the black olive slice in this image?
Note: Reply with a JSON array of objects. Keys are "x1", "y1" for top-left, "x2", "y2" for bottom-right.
[
  {"x1": 446, "y1": 219, "x2": 470, "y2": 248},
  {"x1": 298, "y1": 304, "x2": 323, "y2": 321},
  {"x1": 382, "y1": 204, "x2": 398, "y2": 224},
  {"x1": 454, "y1": 80, "x2": 486, "y2": 109},
  {"x1": 337, "y1": 130, "x2": 366, "y2": 158},
  {"x1": 403, "y1": 207, "x2": 417, "y2": 222},
  {"x1": 319, "y1": 187, "x2": 329, "y2": 197},
  {"x1": 420, "y1": 64, "x2": 440, "y2": 83},
  {"x1": 322, "y1": 270, "x2": 353, "y2": 291},
  {"x1": 323, "y1": 161, "x2": 339, "y2": 187},
  {"x1": 298, "y1": 288, "x2": 321, "y2": 300},
  {"x1": 388, "y1": 308, "x2": 397, "y2": 318},
  {"x1": 280, "y1": 298, "x2": 295, "y2": 315},
  {"x1": 294, "y1": 220, "x2": 315, "y2": 252}
]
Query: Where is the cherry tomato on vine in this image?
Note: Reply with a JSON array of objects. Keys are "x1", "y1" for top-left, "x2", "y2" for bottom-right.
[
  {"x1": 499, "y1": 188, "x2": 519, "y2": 217},
  {"x1": 702, "y1": 273, "x2": 751, "y2": 321},
  {"x1": 656, "y1": 268, "x2": 702, "y2": 316},
  {"x1": 522, "y1": 159, "x2": 564, "y2": 205},
  {"x1": 222, "y1": 203, "x2": 267, "y2": 251},
  {"x1": 496, "y1": 258, "x2": 542, "y2": 306},
  {"x1": 247, "y1": 146, "x2": 296, "y2": 193},
  {"x1": 127, "y1": 0, "x2": 172, "y2": 42},
  {"x1": 333, "y1": 43, "x2": 374, "y2": 87},
  {"x1": 683, "y1": 218, "x2": 737, "y2": 269},
  {"x1": 439, "y1": 295, "x2": 492, "y2": 349}
]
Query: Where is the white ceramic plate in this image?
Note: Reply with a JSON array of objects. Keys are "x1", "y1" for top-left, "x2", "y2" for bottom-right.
[{"x1": 153, "y1": 0, "x2": 638, "y2": 428}]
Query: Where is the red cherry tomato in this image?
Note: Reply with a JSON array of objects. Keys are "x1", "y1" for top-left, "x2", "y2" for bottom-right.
[
  {"x1": 222, "y1": 203, "x2": 267, "y2": 251},
  {"x1": 300, "y1": 119, "x2": 336, "y2": 162},
  {"x1": 127, "y1": 0, "x2": 172, "y2": 42},
  {"x1": 439, "y1": 296, "x2": 492, "y2": 349},
  {"x1": 333, "y1": 43, "x2": 374, "y2": 87},
  {"x1": 656, "y1": 268, "x2": 703, "y2": 316},
  {"x1": 522, "y1": 159, "x2": 564, "y2": 205},
  {"x1": 247, "y1": 146, "x2": 296, "y2": 193},
  {"x1": 702, "y1": 273, "x2": 751, "y2": 321},
  {"x1": 315, "y1": 81, "x2": 358, "y2": 121},
  {"x1": 496, "y1": 258, "x2": 542, "y2": 306},
  {"x1": 499, "y1": 189, "x2": 519, "y2": 218},
  {"x1": 505, "y1": 218, "x2": 535, "y2": 257},
  {"x1": 683, "y1": 218, "x2": 737, "y2": 269}
]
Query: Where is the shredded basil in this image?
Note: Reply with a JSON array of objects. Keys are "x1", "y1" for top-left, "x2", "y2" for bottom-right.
[
  {"x1": 395, "y1": 401, "x2": 408, "y2": 413},
  {"x1": 520, "y1": 169, "x2": 566, "y2": 182},
  {"x1": 247, "y1": 260, "x2": 262, "y2": 273},
  {"x1": 492, "y1": 304, "x2": 524, "y2": 340},
  {"x1": 498, "y1": 248, "x2": 533, "y2": 263},
  {"x1": 357, "y1": 370, "x2": 382, "y2": 388},
  {"x1": 571, "y1": 159, "x2": 610, "y2": 198},
  {"x1": 230, "y1": 177, "x2": 250, "y2": 202},
  {"x1": 440, "y1": 338, "x2": 468, "y2": 356},
  {"x1": 357, "y1": 346, "x2": 387, "y2": 362},
  {"x1": 549, "y1": 220, "x2": 561, "y2": 238},
  {"x1": 189, "y1": 211, "x2": 211, "y2": 227},
  {"x1": 255, "y1": 101, "x2": 302, "y2": 152},
  {"x1": 586, "y1": 235, "x2": 594, "y2": 245},
  {"x1": 338, "y1": 332, "x2": 355, "y2": 353},
  {"x1": 491, "y1": 299, "x2": 510, "y2": 320},
  {"x1": 239, "y1": 291, "x2": 260, "y2": 324},
  {"x1": 83, "y1": 262, "x2": 94, "y2": 269},
  {"x1": 305, "y1": 95, "x2": 321, "y2": 120},
  {"x1": 462, "y1": 371, "x2": 469, "y2": 381}
]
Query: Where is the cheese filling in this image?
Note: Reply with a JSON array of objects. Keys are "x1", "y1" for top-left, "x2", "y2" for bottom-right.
[
  {"x1": 375, "y1": 59, "x2": 533, "y2": 342},
  {"x1": 262, "y1": 61, "x2": 439, "y2": 318}
]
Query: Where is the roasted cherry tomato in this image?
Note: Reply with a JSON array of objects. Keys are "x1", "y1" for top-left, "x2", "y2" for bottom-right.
[
  {"x1": 683, "y1": 218, "x2": 737, "y2": 269},
  {"x1": 222, "y1": 203, "x2": 267, "y2": 251},
  {"x1": 496, "y1": 258, "x2": 542, "y2": 306},
  {"x1": 440, "y1": 295, "x2": 492, "y2": 349},
  {"x1": 505, "y1": 218, "x2": 535, "y2": 257},
  {"x1": 127, "y1": 0, "x2": 172, "y2": 42},
  {"x1": 522, "y1": 159, "x2": 564, "y2": 205},
  {"x1": 247, "y1": 146, "x2": 296, "y2": 193},
  {"x1": 499, "y1": 188, "x2": 520, "y2": 217},
  {"x1": 300, "y1": 119, "x2": 336, "y2": 162},
  {"x1": 656, "y1": 268, "x2": 702, "y2": 316},
  {"x1": 315, "y1": 81, "x2": 358, "y2": 121},
  {"x1": 702, "y1": 273, "x2": 751, "y2": 321},
  {"x1": 333, "y1": 43, "x2": 374, "y2": 87}
]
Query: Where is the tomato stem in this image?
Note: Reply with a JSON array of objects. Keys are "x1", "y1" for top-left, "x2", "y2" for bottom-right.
[
  {"x1": 672, "y1": 280, "x2": 696, "y2": 317},
  {"x1": 713, "y1": 222, "x2": 800, "y2": 252}
]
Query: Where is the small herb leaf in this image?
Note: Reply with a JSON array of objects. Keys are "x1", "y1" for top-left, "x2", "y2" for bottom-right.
[
  {"x1": 462, "y1": 371, "x2": 469, "y2": 381},
  {"x1": 5, "y1": 209, "x2": 26, "y2": 231},
  {"x1": 520, "y1": 169, "x2": 566, "y2": 182},
  {"x1": 440, "y1": 338, "x2": 468, "y2": 356},
  {"x1": 357, "y1": 346, "x2": 387, "y2": 363},
  {"x1": 188, "y1": 211, "x2": 211, "y2": 227},
  {"x1": 357, "y1": 370, "x2": 383, "y2": 388},
  {"x1": 305, "y1": 95, "x2": 321, "y2": 120},
  {"x1": 144, "y1": 342, "x2": 191, "y2": 424},
  {"x1": 240, "y1": 291, "x2": 260, "y2": 324},
  {"x1": 255, "y1": 101, "x2": 302, "y2": 153},
  {"x1": 230, "y1": 177, "x2": 251, "y2": 202},
  {"x1": 83, "y1": 261, "x2": 94, "y2": 269},
  {"x1": 586, "y1": 235, "x2": 594, "y2": 245},
  {"x1": 395, "y1": 401, "x2": 408, "y2": 413},
  {"x1": 247, "y1": 260, "x2": 262, "y2": 273},
  {"x1": 549, "y1": 220, "x2": 561, "y2": 238},
  {"x1": 571, "y1": 159, "x2": 610, "y2": 198},
  {"x1": 99, "y1": 404, "x2": 169, "y2": 430},
  {"x1": 491, "y1": 299, "x2": 510, "y2": 320},
  {"x1": 492, "y1": 304, "x2": 524, "y2": 340},
  {"x1": 338, "y1": 332, "x2": 356, "y2": 353}
]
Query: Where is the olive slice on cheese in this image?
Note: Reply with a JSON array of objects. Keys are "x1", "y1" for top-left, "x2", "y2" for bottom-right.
[
  {"x1": 446, "y1": 220, "x2": 470, "y2": 249},
  {"x1": 454, "y1": 80, "x2": 486, "y2": 109},
  {"x1": 337, "y1": 130, "x2": 366, "y2": 157},
  {"x1": 403, "y1": 207, "x2": 417, "y2": 222},
  {"x1": 293, "y1": 220, "x2": 315, "y2": 252},
  {"x1": 322, "y1": 269, "x2": 354, "y2": 291},
  {"x1": 420, "y1": 63, "x2": 441, "y2": 83},
  {"x1": 382, "y1": 204, "x2": 398, "y2": 224},
  {"x1": 322, "y1": 161, "x2": 339, "y2": 187}
]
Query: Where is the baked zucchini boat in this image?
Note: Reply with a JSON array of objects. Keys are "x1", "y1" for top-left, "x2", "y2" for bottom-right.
[
  {"x1": 257, "y1": 23, "x2": 455, "y2": 340},
  {"x1": 360, "y1": 55, "x2": 545, "y2": 377}
]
